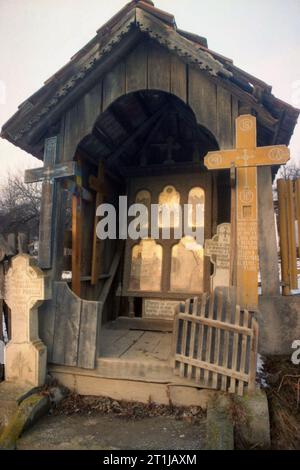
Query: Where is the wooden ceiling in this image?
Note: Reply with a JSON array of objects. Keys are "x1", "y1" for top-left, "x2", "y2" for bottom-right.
[{"x1": 78, "y1": 90, "x2": 219, "y2": 179}]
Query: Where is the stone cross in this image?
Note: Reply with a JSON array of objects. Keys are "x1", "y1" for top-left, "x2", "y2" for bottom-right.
[
  {"x1": 4, "y1": 255, "x2": 50, "y2": 387},
  {"x1": 205, "y1": 223, "x2": 231, "y2": 291},
  {"x1": 25, "y1": 137, "x2": 78, "y2": 269},
  {"x1": 204, "y1": 114, "x2": 290, "y2": 309}
]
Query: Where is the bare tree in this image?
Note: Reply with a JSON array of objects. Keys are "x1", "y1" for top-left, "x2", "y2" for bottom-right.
[
  {"x1": 0, "y1": 172, "x2": 41, "y2": 239},
  {"x1": 276, "y1": 162, "x2": 300, "y2": 181},
  {"x1": 273, "y1": 162, "x2": 300, "y2": 201}
]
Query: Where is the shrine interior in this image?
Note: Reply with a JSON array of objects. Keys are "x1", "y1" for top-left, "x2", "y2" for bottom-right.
[{"x1": 61, "y1": 90, "x2": 230, "y2": 365}]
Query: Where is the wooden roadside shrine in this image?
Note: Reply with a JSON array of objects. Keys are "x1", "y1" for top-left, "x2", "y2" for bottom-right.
[
  {"x1": 1, "y1": 0, "x2": 299, "y2": 400},
  {"x1": 205, "y1": 115, "x2": 290, "y2": 309}
]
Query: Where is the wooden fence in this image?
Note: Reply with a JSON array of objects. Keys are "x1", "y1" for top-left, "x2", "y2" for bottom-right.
[
  {"x1": 277, "y1": 178, "x2": 300, "y2": 295},
  {"x1": 173, "y1": 290, "x2": 258, "y2": 396}
]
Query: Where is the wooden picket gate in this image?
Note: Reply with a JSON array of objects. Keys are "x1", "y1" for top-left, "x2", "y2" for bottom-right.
[
  {"x1": 277, "y1": 178, "x2": 300, "y2": 295},
  {"x1": 173, "y1": 289, "x2": 258, "y2": 396}
]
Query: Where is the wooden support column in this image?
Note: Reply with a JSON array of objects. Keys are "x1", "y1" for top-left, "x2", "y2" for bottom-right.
[
  {"x1": 287, "y1": 180, "x2": 298, "y2": 289},
  {"x1": 258, "y1": 167, "x2": 280, "y2": 295},
  {"x1": 89, "y1": 161, "x2": 106, "y2": 286},
  {"x1": 277, "y1": 179, "x2": 290, "y2": 295},
  {"x1": 295, "y1": 179, "x2": 300, "y2": 257},
  {"x1": 230, "y1": 165, "x2": 237, "y2": 287},
  {"x1": 72, "y1": 190, "x2": 82, "y2": 297},
  {"x1": 71, "y1": 160, "x2": 83, "y2": 297}
]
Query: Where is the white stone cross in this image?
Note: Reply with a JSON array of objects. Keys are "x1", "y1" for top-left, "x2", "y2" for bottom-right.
[
  {"x1": 4, "y1": 255, "x2": 50, "y2": 387},
  {"x1": 205, "y1": 223, "x2": 231, "y2": 291}
]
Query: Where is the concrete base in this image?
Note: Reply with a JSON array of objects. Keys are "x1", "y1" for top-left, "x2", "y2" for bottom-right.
[
  {"x1": 233, "y1": 389, "x2": 271, "y2": 449},
  {"x1": 5, "y1": 340, "x2": 47, "y2": 387},
  {"x1": 258, "y1": 295, "x2": 300, "y2": 355},
  {"x1": 206, "y1": 394, "x2": 234, "y2": 450}
]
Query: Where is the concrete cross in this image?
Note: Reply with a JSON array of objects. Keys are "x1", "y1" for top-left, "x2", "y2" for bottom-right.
[
  {"x1": 204, "y1": 114, "x2": 290, "y2": 309},
  {"x1": 4, "y1": 255, "x2": 50, "y2": 386}
]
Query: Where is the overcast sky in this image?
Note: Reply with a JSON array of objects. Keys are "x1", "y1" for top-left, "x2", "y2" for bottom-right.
[{"x1": 0, "y1": 0, "x2": 299, "y2": 184}]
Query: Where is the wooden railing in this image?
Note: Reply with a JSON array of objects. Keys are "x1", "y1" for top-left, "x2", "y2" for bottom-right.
[
  {"x1": 277, "y1": 178, "x2": 300, "y2": 295},
  {"x1": 173, "y1": 289, "x2": 258, "y2": 396}
]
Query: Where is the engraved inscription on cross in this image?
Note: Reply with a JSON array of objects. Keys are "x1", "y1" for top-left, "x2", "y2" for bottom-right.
[
  {"x1": 25, "y1": 137, "x2": 79, "y2": 269},
  {"x1": 204, "y1": 114, "x2": 290, "y2": 309},
  {"x1": 4, "y1": 254, "x2": 50, "y2": 386}
]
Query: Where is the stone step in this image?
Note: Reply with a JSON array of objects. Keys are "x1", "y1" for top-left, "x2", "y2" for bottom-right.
[{"x1": 96, "y1": 356, "x2": 174, "y2": 382}]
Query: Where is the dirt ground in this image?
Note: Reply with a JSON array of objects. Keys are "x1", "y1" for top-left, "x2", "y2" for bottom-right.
[
  {"x1": 17, "y1": 414, "x2": 207, "y2": 450},
  {"x1": 16, "y1": 393, "x2": 207, "y2": 450},
  {"x1": 262, "y1": 356, "x2": 300, "y2": 450}
]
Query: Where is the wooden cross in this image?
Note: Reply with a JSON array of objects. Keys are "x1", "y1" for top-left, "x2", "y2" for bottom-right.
[
  {"x1": 89, "y1": 161, "x2": 106, "y2": 286},
  {"x1": 204, "y1": 114, "x2": 290, "y2": 309},
  {"x1": 25, "y1": 137, "x2": 78, "y2": 269},
  {"x1": 152, "y1": 136, "x2": 181, "y2": 164}
]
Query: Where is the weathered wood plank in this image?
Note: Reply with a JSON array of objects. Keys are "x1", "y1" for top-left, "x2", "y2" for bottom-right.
[
  {"x1": 287, "y1": 180, "x2": 298, "y2": 289},
  {"x1": 72, "y1": 192, "x2": 82, "y2": 297},
  {"x1": 277, "y1": 179, "x2": 290, "y2": 294},
  {"x1": 77, "y1": 301, "x2": 101, "y2": 369},
  {"x1": 188, "y1": 67, "x2": 217, "y2": 136},
  {"x1": 258, "y1": 167, "x2": 280, "y2": 295},
  {"x1": 179, "y1": 299, "x2": 190, "y2": 377},
  {"x1": 62, "y1": 82, "x2": 102, "y2": 162},
  {"x1": 212, "y1": 290, "x2": 223, "y2": 388},
  {"x1": 52, "y1": 282, "x2": 82, "y2": 366},
  {"x1": 217, "y1": 85, "x2": 232, "y2": 149},
  {"x1": 238, "y1": 309, "x2": 249, "y2": 395},
  {"x1": 204, "y1": 292, "x2": 215, "y2": 385},
  {"x1": 229, "y1": 306, "x2": 240, "y2": 394},
  {"x1": 103, "y1": 61, "x2": 126, "y2": 111},
  {"x1": 148, "y1": 42, "x2": 171, "y2": 92},
  {"x1": 195, "y1": 293, "x2": 207, "y2": 383},
  {"x1": 90, "y1": 162, "x2": 105, "y2": 285},
  {"x1": 248, "y1": 317, "x2": 259, "y2": 392},
  {"x1": 231, "y1": 96, "x2": 239, "y2": 144},
  {"x1": 52, "y1": 181, "x2": 68, "y2": 281},
  {"x1": 174, "y1": 354, "x2": 249, "y2": 383},
  {"x1": 221, "y1": 297, "x2": 231, "y2": 391},
  {"x1": 126, "y1": 42, "x2": 148, "y2": 93},
  {"x1": 187, "y1": 298, "x2": 198, "y2": 379},
  {"x1": 295, "y1": 179, "x2": 300, "y2": 257},
  {"x1": 170, "y1": 54, "x2": 187, "y2": 103}
]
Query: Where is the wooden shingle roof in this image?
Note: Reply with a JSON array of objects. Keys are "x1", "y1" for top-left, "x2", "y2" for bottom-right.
[{"x1": 1, "y1": 0, "x2": 299, "y2": 158}]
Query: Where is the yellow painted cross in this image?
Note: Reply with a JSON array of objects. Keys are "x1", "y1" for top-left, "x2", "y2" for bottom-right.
[{"x1": 204, "y1": 114, "x2": 290, "y2": 309}]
